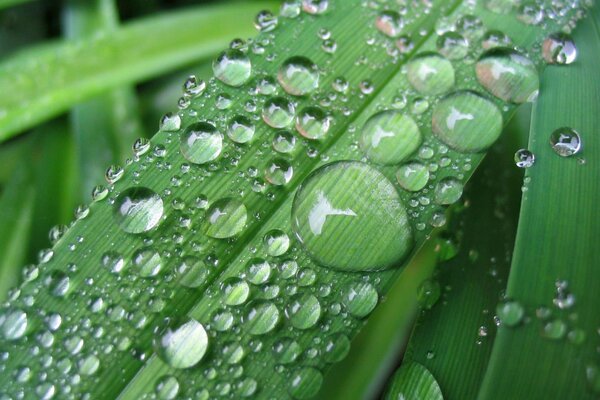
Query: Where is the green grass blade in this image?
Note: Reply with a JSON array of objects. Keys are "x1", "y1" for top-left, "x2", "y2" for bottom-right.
[
  {"x1": 479, "y1": 5, "x2": 600, "y2": 399},
  {"x1": 0, "y1": 0, "x2": 33, "y2": 10},
  {"x1": 0, "y1": 2, "x2": 592, "y2": 399},
  {"x1": 0, "y1": 159, "x2": 34, "y2": 300},
  {"x1": 64, "y1": 0, "x2": 144, "y2": 199},
  {"x1": 0, "y1": 1, "x2": 276, "y2": 141}
]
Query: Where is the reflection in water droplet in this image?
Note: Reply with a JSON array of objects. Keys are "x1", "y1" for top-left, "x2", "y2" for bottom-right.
[
  {"x1": 432, "y1": 91, "x2": 503, "y2": 153},
  {"x1": 278, "y1": 56, "x2": 319, "y2": 96},
  {"x1": 302, "y1": 0, "x2": 329, "y2": 14},
  {"x1": 550, "y1": 127, "x2": 581, "y2": 157},
  {"x1": 296, "y1": 107, "x2": 331, "y2": 140},
  {"x1": 273, "y1": 337, "x2": 302, "y2": 364},
  {"x1": 543, "y1": 33, "x2": 577, "y2": 65},
  {"x1": 246, "y1": 258, "x2": 272, "y2": 285},
  {"x1": 213, "y1": 49, "x2": 252, "y2": 87},
  {"x1": 176, "y1": 256, "x2": 208, "y2": 288},
  {"x1": 286, "y1": 293, "x2": 321, "y2": 329},
  {"x1": 228, "y1": 115, "x2": 255, "y2": 144},
  {"x1": 1, "y1": 309, "x2": 28, "y2": 340},
  {"x1": 180, "y1": 122, "x2": 223, "y2": 164},
  {"x1": 437, "y1": 32, "x2": 469, "y2": 60},
  {"x1": 360, "y1": 111, "x2": 421, "y2": 165},
  {"x1": 255, "y1": 10, "x2": 278, "y2": 32},
  {"x1": 265, "y1": 158, "x2": 294, "y2": 186},
  {"x1": 476, "y1": 48, "x2": 539, "y2": 103},
  {"x1": 153, "y1": 318, "x2": 208, "y2": 369},
  {"x1": 434, "y1": 177, "x2": 464, "y2": 205},
  {"x1": 156, "y1": 375, "x2": 180, "y2": 400},
  {"x1": 114, "y1": 187, "x2": 164, "y2": 234},
  {"x1": 204, "y1": 198, "x2": 248, "y2": 239},
  {"x1": 222, "y1": 277, "x2": 250, "y2": 306},
  {"x1": 132, "y1": 247, "x2": 163, "y2": 278},
  {"x1": 263, "y1": 230, "x2": 290, "y2": 257},
  {"x1": 292, "y1": 161, "x2": 413, "y2": 271},
  {"x1": 322, "y1": 333, "x2": 351, "y2": 363},
  {"x1": 407, "y1": 53, "x2": 455, "y2": 96},
  {"x1": 375, "y1": 11, "x2": 403, "y2": 38}
]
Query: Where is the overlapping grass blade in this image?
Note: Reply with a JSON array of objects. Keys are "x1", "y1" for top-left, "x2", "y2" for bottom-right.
[
  {"x1": 0, "y1": 1, "x2": 275, "y2": 141},
  {"x1": 479, "y1": 6, "x2": 600, "y2": 399}
]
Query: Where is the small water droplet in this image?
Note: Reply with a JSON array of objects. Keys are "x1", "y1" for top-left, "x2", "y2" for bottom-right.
[
  {"x1": 407, "y1": 53, "x2": 455, "y2": 96},
  {"x1": 375, "y1": 10, "x2": 404, "y2": 38},
  {"x1": 542, "y1": 32, "x2": 577, "y2": 65},
  {"x1": 496, "y1": 300, "x2": 525, "y2": 327},
  {"x1": 243, "y1": 300, "x2": 280, "y2": 335},
  {"x1": 114, "y1": 187, "x2": 164, "y2": 234},
  {"x1": 550, "y1": 127, "x2": 581, "y2": 157},
  {"x1": 288, "y1": 367, "x2": 323, "y2": 399},
  {"x1": 180, "y1": 122, "x2": 223, "y2": 164},
  {"x1": 213, "y1": 49, "x2": 252, "y2": 87},
  {"x1": 154, "y1": 318, "x2": 208, "y2": 368},
  {"x1": 434, "y1": 177, "x2": 463, "y2": 205},
  {"x1": 263, "y1": 97, "x2": 296, "y2": 128},
  {"x1": 360, "y1": 111, "x2": 421, "y2": 165},
  {"x1": 296, "y1": 107, "x2": 331, "y2": 140},
  {"x1": 342, "y1": 281, "x2": 378, "y2": 318},
  {"x1": 263, "y1": 230, "x2": 290, "y2": 257},
  {"x1": 514, "y1": 149, "x2": 535, "y2": 168},
  {"x1": 278, "y1": 56, "x2": 320, "y2": 96},
  {"x1": 396, "y1": 161, "x2": 429, "y2": 191},
  {"x1": 265, "y1": 158, "x2": 294, "y2": 186},
  {"x1": 228, "y1": 115, "x2": 255, "y2": 144},
  {"x1": 255, "y1": 10, "x2": 278, "y2": 32},
  {"x1": 286, "y1": 293, "x2": 321, "y2": 329}
]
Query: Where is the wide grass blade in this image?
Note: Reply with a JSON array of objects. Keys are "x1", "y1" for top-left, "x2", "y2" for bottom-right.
[
  {"x1": 383, "y1": 362, "x2": 443, "y2": 400},
  {"x1": 479, "y1": 6, "x2": 600, "y2": 399},
  {"x1": 0, "y1": 1, "x2": 276, "y2": 141}
]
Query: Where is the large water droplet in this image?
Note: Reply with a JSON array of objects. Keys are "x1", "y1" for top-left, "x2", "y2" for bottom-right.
[
  {"x1": 132, "y1": 247, "x2": 163, "y2": 278},
  {"x1": 156, "y1": 375, "x2": 180, "y2": 400},
  {"x1": 475, "y1": 48, "x2": 539, "y2": 103},
  {"x1": 407, "y1": 53, "x2": 455, "y2": 96},
  {"x1": 176, "y1": 256, "x2": 208, "y2": 288},
  {"x1": 550, "y1": 127, "x2": 581, "y2": 157},
  {"x1": 273, "y1": 337, "x2": 302, "y2": 364},
  {"x1": 263, "y1": 97, "x2": 296, "y2": 128},
  {"x1": 204, "y1": 198, "x2": 247, "y2": 239},
  {"x1": 213, "y1": 49, "x2": 252, "y2": 87},
  {"x1": 360, "y1": 111, "x2": 422, "y2": 165},
  {"x1": 153, "y1": 318, "x2": 208, "y2": 369},
  {"x1": 296, "y1": 107, "x2": 330, "y2": 140},
  {"x1": 288, "y1": 367, "x2": 323, "y2": 399},
  {"x1": 228, "y1": 115, "x2": 255, "y2": 144},
  {"x1": 264, "y1": 229, "x2": 290, "y2": 257},
  {"x1": 278, "y1": 56, "x2": 319, "y2": 96},
  {"x1": 342, "y1": 281, "x2": 378, "y2": 318},
  {"x1": 114, "y1": 187, "x2": 164, "y2": 234},
  {"x1": 222, "y1": 277, "x2": 250, "y2": 306},
  {"x1": 542, "y1": 32, "x2": 577, "y2": 65},
  {"x1": 1, "y1": 309, "x2": 28, "y2": 340},
  {"x1": 431, "y1": 90, "x2": 503, "y2": 153},
  {"x1": 375, "y1": 10, "x2": 403, "y2": 38},
  {"x1": 292, "y1": 161, "x2": 413, "y2": 271},
  {"x1": 180, "y1": 122, "x2": 223, "y2": 164},
  {"x1": 434, "y1": 177, "x2": 464, "y2": 205}
]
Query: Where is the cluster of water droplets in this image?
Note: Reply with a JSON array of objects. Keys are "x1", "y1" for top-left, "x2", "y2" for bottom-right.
[{"x1": 0, "y1": 0, "x2": 595, "y2": 398}]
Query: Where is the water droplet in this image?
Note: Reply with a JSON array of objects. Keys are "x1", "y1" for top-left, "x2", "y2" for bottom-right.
[
  {"x1": 434, "y1": 177, "x2": 463, "y2": 205},
  {"x1": 517, "y1": 4, "x2": 543, "y2": 25},
  {"x1": 586, "y1": 364, "x2": 600, "y2": 393},
  {"x1": 211, "y1": 309, "x2": 234, "y2": 331},
  {"x1": 281, "y1": 1, "x2": 301, "y2": 18},
  {"x1": 432, "y1": 90, "x2": 503, "y2": 153},
  {"x1": 180, "y1": 122, "x2": 223, "y2": 164},
  {"x1": 496, "y1": 300, "x2": 524, "y2": 327},
  {"x1": 550, "y1": 127, "x2": 581, "y2": 157},
  {"x1": 1, "y1": 309, "x2": 28, "y2": 340},
  {"x1": 407, "y1": 53, "x2": 455, "y2": 95},
  {"x1": 273, "y1": 130, "x2": 297, "y2": 153},
  {"x1": 396, "y1": 161, "x2": 429, "y2": 191},
  {"x1": 296, "y1": 107, "x2": 331, "y2": 140},
  {"x1": 45, "y1": 270, "x2": 70, "y2": 297},
  {"x1": 292, "y1": 161, "x2": 413, "y2": 271},
  {"x1": 322, "y1": 333, "x2": 351, "y2": 363},
  {"x1": 156, "y1": 375, "x2": 180, "y2": 400},
  {"x1": 255, "y1": 10, "x2": 278, "y2": 32},
  {"x1": 286, "y1": 293, "x2": 321, "y2": 329},
  {"x1": 288, "y1": 367, "x2": 323, "y2": 399},
  {"x1": 514, "y1": 149, "x2": 535, "y2": 168},
  {"x1": 243, "y1": 300, "x2": 280, "y2": 335},
  {"x1": 228, "y1": 115, "x2": 255, "y2": 144},
  {"x1": 265, "y1": 158, "x2": 294, "y2": 186},
  {"x1": 262, "y1": 97, "x2": 296, "y2": 128},
  {"x1": 222, "y1": 341, "x2": 245, "y2": 364},
  {"x1": 213, "y1": 49, "x2": 252, "y2": 87},
  {"x1": 360, "y1": 111, "x2": 422, "y2": 165},
  {"x1": 342, "y1": 281, "x2": 378, "y2": 318},
  {"x1": 476, "y1": 48, "x2": 539, "y2": 103},
  {"x1": 222, "y1": 278, "x2": 250, "y2": 306},
  {"x1": 437, "y1": 32, "x2": 469, "y2": 60},
  {"x1": 114, "y1": 187, "x2": 164, "y2": 234},
  {"x1": 417, "y1": 280, "x2": 441, "y2": 309},
  {"x1": 154, "y1": 318, "x2": 208, "y2": 368},
  {"x1": 543, "y1": 32, "x2": 577, "y2": 65},
  {"x1": 263, "y1": 229, "x2": 290, "y2": 256},
  {"x1": 132, "y1": 247, "x2": 163, "y2": 278},
  {"x1": 375, "y1": 11, "x2": 403, "y2": 38},
  {"x1": 302, "y1": 0, "x2": 328, "y2": 14},
  {"x1": 78, "y1": 354, "x2": 100, "y2": 375},
  {"x1": 176, "y1": 256, "x2": 208, "y2": 288},
  {"x1": 204, "y1": 198, "x2": 247, "y2": 239},
  {"x1": 541, "y1": 319, "x2": 567, "y2": 340},
  {"x1": 273, "y1": 337, "x2": 302, "y2": 363},
  {"x1": 278, "y1": 56, "x2": 319, "y2": 96},
  {"x1": 246, "y1": 258, "x2": 272, "y2": 285}
]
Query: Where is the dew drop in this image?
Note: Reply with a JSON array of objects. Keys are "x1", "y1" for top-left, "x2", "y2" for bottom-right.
[
  {"x1": 432, "y1": 90, "x2": 503, "y2": 153},
  {"x1": 204, "y1": 198, "x2": 247, "y2": 239},
  {"x1": 273, "y1": 337, "x2": 301, "y2": 364},
  {"x1": 132, "y1": 247, "x2": 163, "y2": 278},
  {"x1": 153, "y1": 318, "x2": 208, "y2": 369},
  {"x1": 262, "y1": 97, "x2": 296, "y2": 128},
  {"x1": 246, "y1": 258, "x2": 272, "y2": 285},
  {"x1": 434, "y1": 177, "x2": 464, "y2": 205},
  {"x1": 436, "y1": 31, "x2": 469, "y2": 60},
  {"x1": 265, "y1": 158, "x2": 294, "y2": 186},
  {"x1": 342, "y1": 281, "x2": 378, "y2": 318},
  {"x1": 273, "y1": 130, "x2": 297, "y2": 153},
  {"x1": 292, "y1": 161, "x2": 413, "y2": 271},
  {"x1": 322, "y1": 333, "x2": 351, "y2": 363},
  {"x1": 176, "y1": 256, "x2": 208, "y2": 288},
  {"x1": 114, "y1": 187, "x2": 164, "y2": 234},
  {"x1": 288, "y1": 367, "x2": 323, "y2": 399},
  {"x1": 550, "y1": 127, "x2": 581, "y2": 157},
  {"x1": 295, "y1": 107, "x2": 331, "y2": 140},
  {"x1": 156, "y1": 375, "x2": 180, "y2": 400},
  {"x1": 375, "y1": 10, "x2": 404, "y2": 38},
  {"x1": 514, "y1": 149, "x2": 535, "y2": 168},
  {"x1": 263, "y1": 229, "x2": 290, "y2": 257},
  {"x1": 496, "y1": 300, "x2": 524, "y2": 327},
  {"x1": 278, "y1": 56, "x2": 319, "y2": 96},
  {"x1": 396, "y1": 161, "x2": 429, "y2": 191},
  {"x1": 179, "y1": 122, "x2": 223, "y2": 164},
  {"x1": 407, "y1": 53, "x2": 455, "y2": 96},
  {"x1": 228, "y1": 115, "x2": 255, "y2": 144},
  {"x1": 360, "y1": 111, "x2": 422, "y2": 165},
  {"x1": 302, "y1": 0, "x2": 328, "y2": 14},
  {"x1": 1, "y1": 309, "x2": 28, "y2": 340},
  {"x1": 286, "y1": 293, "x2": 321, "y2": 329},
  {"x1": 542, "y1": 33, "x2": 577, "y2": 65},
  {"x1": 475, "y1": 48, "x2": 539, "y2": 103},
  {"x1": 222, "y1": 277, "x2": 251, "y2": 306},
  {"x1": 243, "y1": 300, "x2": 280, "y2": 335},
  {"x1": 213, "y1": 49, "x2": 252, "y2": 87},
  {"x1": 255, "y1": 10, "x2": 278, "y2": 32}
]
